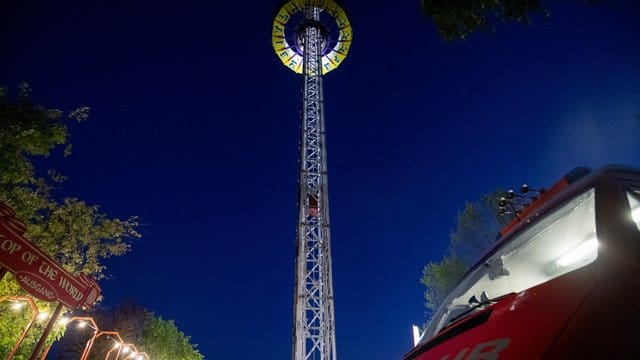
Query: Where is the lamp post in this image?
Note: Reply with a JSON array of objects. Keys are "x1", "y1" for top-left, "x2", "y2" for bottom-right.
[
  {"x1": 104, "y1": 342, "x2": 119, "y2": 360},
  {"x1": 103, "y1": 336, "x2": 129, "y2": 360},
  {"x1": 56, "y1": 316, "x2": 100, "y2": 360},
  {"x1": 31, "y1": 311, "x2": 55, "y2": 360},
  {"x1": 39, "y1": 321, "x2": 129, "y2": 360},
  {"x1": 103, "y1": 335, "x2": 149, "y2": 360},
  {"x1": 1, "y1": 295, "x2": 39, "y2": 360},
  {"x1": 116, "y1": 343, "x2": 136, "y2": 360},
  {"x1": 29, "y1": 303, "x2": 64, "y2": 360},
  {"x1": 84, "y1": 331, "x2": 124, "y2": 360},
  {"x1": 38, "y1": 341, "x2": 53, "y2": 360},
  {"x1": 115, "y1": 343, "x2": 150, "y2": 360}
]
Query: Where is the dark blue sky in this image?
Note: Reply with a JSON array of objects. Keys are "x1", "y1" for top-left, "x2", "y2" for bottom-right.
[{"x1": 2, "y1": 1, "x2": 640, "y2": 359}]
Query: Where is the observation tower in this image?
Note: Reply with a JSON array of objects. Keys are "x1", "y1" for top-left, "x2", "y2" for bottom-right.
[{"x1": 271, "y1": 1, "x2": 352, "y2": 359}]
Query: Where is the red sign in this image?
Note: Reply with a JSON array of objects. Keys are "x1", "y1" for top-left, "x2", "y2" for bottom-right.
[{"x1": 0, "y1": 202, "x2": 101, "y2": 309}]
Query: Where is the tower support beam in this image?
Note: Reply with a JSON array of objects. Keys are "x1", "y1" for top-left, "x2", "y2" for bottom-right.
[
  {"x1": 292, "y1": 5, "x2": 337, "y2": 360},
  {"x1": 272, "y1": 2, "x2": 351, "y2": 360}
]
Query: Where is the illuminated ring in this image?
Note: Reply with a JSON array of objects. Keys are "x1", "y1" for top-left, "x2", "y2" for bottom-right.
[{"x1": 272, "y1": 0, "x2": 352, "y2": 75}]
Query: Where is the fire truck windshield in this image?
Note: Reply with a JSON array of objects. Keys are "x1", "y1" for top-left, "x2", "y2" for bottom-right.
[{"x1": 420, "y1": 188, "x2": 597, "y2": 343}]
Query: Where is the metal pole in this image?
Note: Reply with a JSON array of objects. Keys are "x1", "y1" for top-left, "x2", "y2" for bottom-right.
[
  {"x1": 7, "y1": 315, "x2": 35, "y2": 360},
  {"x1": 115, "y1": 344, "x2": 135, "y2": 360},
  {"x1": 29, "y1": 302, "x2": 63, "y2": 360},
  {"x1": 114, "y1": 343, "x2": 124, "y2": 360},
  {"x1": 5, "y1": 297, "x2": 39, "y2": 360},
  {"x1": 105, "y1": 347, "x2": 116, "y2": 360},
  {"x1": 39, "y1": 342, "x2": 53, "y2": 360},
  {"x1": 99, "y1": 332, "x2": 124, "y2": 360},
  {"x1": 80, "y1": 328, "x2": 98, "y2": 360}
]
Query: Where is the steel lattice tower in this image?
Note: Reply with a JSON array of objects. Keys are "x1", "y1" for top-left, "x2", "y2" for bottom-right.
[{"x1": 272, "y1": 1, "x2": 352, "y2": 359}]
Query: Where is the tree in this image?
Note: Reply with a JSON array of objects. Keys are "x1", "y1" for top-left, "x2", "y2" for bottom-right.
[
  {"x1": 421, "y1": 0, "x2": 596, "y2": 41},
  {"x1": 0, "y1": 83, "x2": 140, "y2": 358},
  {"x1": 0, "y1": 83, "x2": 140, "y2": 279},
  {"x1": 420, "y1": 190, "x2": 512, "y2": 318},
  {"x1": 59, "y1": 300, "x2": 203, "y2": 360},
  {"x1": 140, "y1": 315, "x2": 203, "y2": 360},
  {"x1": 421, "y1": 255, "x2": 467, "y2": 314},
  {"x1": 420, "y1": 0, "x2": 545, "y2": 41}
]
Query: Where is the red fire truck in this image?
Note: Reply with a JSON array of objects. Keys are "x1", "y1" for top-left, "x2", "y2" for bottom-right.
[{"x1": 405, "y1": 166, "x2": 640, "y2": 359}]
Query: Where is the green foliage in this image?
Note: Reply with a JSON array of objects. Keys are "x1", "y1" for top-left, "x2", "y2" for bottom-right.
[
  {"x1": 450, "y1": 191, "x2": 511, "y2": 265},
  {"x1": 60, "y1": 300, "x2": 203, "y2": 360},
  {"x1": 0, "y1": 84, "x2": 140, "y2": 356},
  {"x1": 26, "y1": 198, "x2": 138, "y2": 278},
  {"x1": 0, "y1": 83, "x2": 140, "y2": 279},
  {"x1": 0, "y1": 275, "x2": 66, "y2": 360},
  {"x1": 421, "y1": 0, "x2": 546, "y2": 41},
  {"x1": 0, "y1": 83, "x2": 85, "y2": 184},
  {"x1": 140, "y1": 316, "x2": 203, "y2": 360},
  {"x1": 421, "y1": 190, "x2": 512, "y2": 317},
  {"x1": 421, "y1": 255, "x2": 467, "y2": 313}
]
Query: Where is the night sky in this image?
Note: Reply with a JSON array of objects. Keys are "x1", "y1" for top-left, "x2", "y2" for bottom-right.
[{"x1": 2, "y1": 1, "x2": 640, "y2": 359}]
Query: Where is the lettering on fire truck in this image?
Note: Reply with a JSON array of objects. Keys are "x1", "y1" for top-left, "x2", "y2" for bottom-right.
[{"x1": 440, "y1": 338, "x2": 511, "y2": 360}]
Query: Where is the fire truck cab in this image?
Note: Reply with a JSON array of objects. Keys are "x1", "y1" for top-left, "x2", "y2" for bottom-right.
[{"x1": 405, "y1": 166, "x2": 640, "y2": 359}]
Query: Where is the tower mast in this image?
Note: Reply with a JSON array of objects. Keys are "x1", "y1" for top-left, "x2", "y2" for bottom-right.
[{"x1": 271, "y1": 1, "x2": 352, "y2": 359}]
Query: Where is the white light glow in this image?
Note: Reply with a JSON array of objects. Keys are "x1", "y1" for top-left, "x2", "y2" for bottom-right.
[
  {"x1": 631, "y1": 206, "x2": 640, "y2": 223},
  {"x1": 37, "y1": 312, "x2": 49, "y2": 321},
  {"x1": 77, "y1": 321, "x2": 87, "y2": 329},
  {"x1": 557, "y1": 238, "x2": 598, "y2": 267},
  {"x1": 137, "y1": 356, "x2": 144, "y2": 360},
  {"x1": 113, "y1": 342, "x2": 121, "y2": 349},
  {"x1": 412, "y1": 325, "x2": 422, "y2": 347},
  {"x1": 11, "y1": 302, "x2": 24, "y2": 311},
  {"x1": 122, "y1": 346, "x2": 130, "y2": 354},
  {"x1": 58, "y1": 317, "x2": 70, "y2": 326}
]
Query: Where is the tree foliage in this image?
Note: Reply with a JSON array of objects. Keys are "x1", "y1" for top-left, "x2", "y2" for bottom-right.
[
  {"x1": 59, "y1": 300, "x2": 203, "y2": 360},
  {"x1": 0, "y1": 84, "x2": 139, "y2": 279},
  {"x1": 421, "y1": 190, "x2": 512, "y2": 318},
  {"x1": 1, "y1": 84, "x2": 140, "y2": 279},
  {"x1": 421, "y1": 0, "x2": 600, "y2": 41},
  {"x1": 449, "y1": 191, "x2": 512, "y2": 265},
  {"x1": 141, "y1": 315, "x2": 203, "y2": 360},
  {"x1": 0, "y1": 84, "x2": 140, "y2": 357},
  {"x1": 421, "y1": 0, "x2": 546, "y2": 40},
  {"x1": 0, "y1": 275, "x2": 67, "y2": 360},
  {"x1": 421, "y1": 255, "x2": 467, "y2": 313}
]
